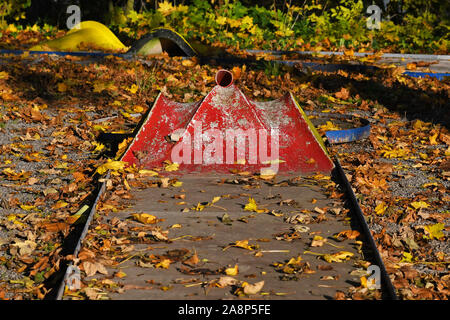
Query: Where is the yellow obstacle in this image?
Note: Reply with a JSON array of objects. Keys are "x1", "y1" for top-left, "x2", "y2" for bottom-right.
[{"x1": 30, "y1": 21, "x2": 127, "y2": 52}]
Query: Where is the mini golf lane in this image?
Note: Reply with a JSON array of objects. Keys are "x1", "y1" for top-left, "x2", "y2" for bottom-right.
[{"x1": 71, "y1": 174, "x2": 369, "y2": 300}]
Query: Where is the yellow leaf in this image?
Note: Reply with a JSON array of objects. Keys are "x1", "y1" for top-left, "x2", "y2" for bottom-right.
[
  {"x1": 310, "y1": 236, "x2": 326, "y2": 247},
  {"x1": 132, "y1": 213, "x2": 157, "y2": 224},
  {"x1": 171, "y1": 181, "x2": 183, "y2": 187},
  {"x1": 133, "y1": 105, "x2": 144, "y2": 113},
  {"x1": 319, "y1": 121, "x2": 340, "y2": 132},
  {"x1": 96, "y1": 160, "x2": 127, "y2": 174},
  {"x1": 360, "y1": 276, "x2": 368, "y2": 288},
  {"x1": 211, "y1": 196, "x2": 221, "y2": 204},
  {"x1": 323, "y1": 251, "x2": 354, "y2": 263},
  {"x1": 10, "y1": 277, "x2": 34, "y2": 289},
  {"x1": 116, "y1": 138, "x2": 131, "y2": 158},
  {"x1": 157, "y1": 0, "x2": 175, "y2": 16},
  {"x1": 344, "y1": 49, "x2": 354, "y2": 56},
  {"x1": 244, "y1": 197, "x2": 258, "y2": 212},
  {"x1": 20, "y1": 205, "x2": 36, "y2": 211},
  {"x1": 181, "y1": 59, "x2": 195, "y2": 67},
  {"x1": 138, "y1": 169, "x2": 158, "y2": 177},
  {"x1": 126, "y1": 84, "x2": 139, "y2": 94},
  {"x1": 423, "y1": 223, "x2": 445, "y2": 240},
  {"x1": 57, "y1": 82, "x2": 68, "y2": 92},
  {"x1": 422, "y1": 182, "x2": 438, "y2": 188},
  {"x1": 155, "y1": 258, "x2": 171, "y2": 269},
  {"x1": 225, "y1": 264, "x2": 239, "y2": 276},
  {"x1": 287, "y1": 256, "x2": 302, "y2": 265},
  {"x1": 160, "y1": 285, "x2": 173, "y2": 291},
  {"x1": 400, "y1": 252, "x2": 413, "y2": 263},
  {"x1": 410, "y1": 201, "x2": 430, "y2": 210},
  {"x1": 375, "y1": 202, "x2": 387, "y2": 215},
  {"x1": 226, "y1": 239, "x2": 258, "y2": 251},
  {"x1": 192, "y1": 203, "x2": 205, "y2": 211},
  {"x1": 53, "y1": 201, "x2": 68, "y2": 209},
  {"x1": 6, "y1": 24, "x2": 18, "y2": 33},
  {"x1": 164, "y1": 161, "x2": 179, "y2": 172},
  {"x1": 124, "y1": 179, "x2": 130, "y2": 190},
  {"x1": 429, "y1": 132, "x2": 438, "y2": 145},
  {"x1": 228, "y1": 18, "x2": 240, "y2": 28},
  {"x1": 216, "y1": 16, "x2": 227, "y2": 25},
  {"x1": 361, "y1": 275, "x2": 377, "y2": 290},
  {"x1": 0, "y1": 71, "x2": 9, "y2": 80},
  {"x1": 243, "y1": 197, "x2": 267, "y2": 213},
  {"x1": 93, "y1": 81, "x2": 117, "y2": 93},
  {"x1": 92, "y1": 141, "x2": 105, "y2": 152}
]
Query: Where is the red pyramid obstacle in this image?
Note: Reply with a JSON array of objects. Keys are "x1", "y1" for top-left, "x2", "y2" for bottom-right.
[{"x1": 121, "y1": 70, "x2": 334, "y2": 174}]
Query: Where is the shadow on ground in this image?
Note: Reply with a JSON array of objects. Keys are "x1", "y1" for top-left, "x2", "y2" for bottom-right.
[{"x1": 302, "y1": 69, "x2": 450, "y2": 129}]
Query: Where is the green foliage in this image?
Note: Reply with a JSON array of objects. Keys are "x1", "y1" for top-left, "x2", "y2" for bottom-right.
[
  {"x1": 1, "y1": 0, "x2": 448, "y2": 54},
  {"x1": 111, "y1": 0, "x2": 445, "y2": 54},
  {"x1": 0, "y1": 0, "x2": 30, "y2": 28}
]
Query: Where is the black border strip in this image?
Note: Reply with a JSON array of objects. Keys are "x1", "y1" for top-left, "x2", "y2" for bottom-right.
[
  {"x1": 55, "y1": 173, "x2": 109, "y2": 300},
  {"x1": 333, "y1": 157, "x2": 398, "y2": 300}
]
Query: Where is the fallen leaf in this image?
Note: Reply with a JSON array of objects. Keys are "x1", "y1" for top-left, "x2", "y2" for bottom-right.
[
  {"x1": 225, "y1": 264, "x2": 239, "y2": 276},
  {"x1": 220, "y1": 213, "x2": 233, "y2": 225},
  {"x1": 423, "y1": 223, "x2": 445, "y2": 240},
  {"x1": 244, "y1": 197, "x2": 267, "y2": 213},
  {"x1": 138, "y1": 169, "x2": 158, "y2": 177},
  {"x1": 311, "y1": 235, "x2": 327, "y2": 247},
  {"x1": 336, "y1": 230, "x2": 360, "y2": 240},
  {"x1": 183, "y1": 252, "x2": 199, "y2": 267},
  {"x1": 96, "y1": 160, "x2": 126, "y2": 174},
  {"x1": 216, "y1": 276, "x2": 239, "y2": 287},
  {"x1": 164, "y1": 161, "x2": 179, "y2": 172},
  {"x1": 243, "y1": 280, "x2": 264, "y2": 295},
  {"x1": 10, "y1": 240, "x2": 37, "y2": 256},
  {"x1": 82, "y1": 261, "x2": 108, "y2": 277},
  {"x1": 155, "y1": 258, "x2": 171, "y2": 269},
  {"x1": 410, "y1": 201, "x2": 430, "y2": 210},
  {"x1": 323, "y1": 251, "x2": 354, "y2": 263},
  {"x1": 132, "y1": 213, "x2": 158, "y2": 224},
  {"x1": 375, "y1": 202, "x2": 387, "y2": 215},
  {"x1": 224, "y1": 239, "x2": 258, "y2": 251}
]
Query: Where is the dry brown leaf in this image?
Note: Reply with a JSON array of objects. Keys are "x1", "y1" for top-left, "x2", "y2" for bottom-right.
[
  {"x1": 183, "y1": 252, "x2": 199, "y2": 267},
  {"x1": 82, "y1": 261, "x2": 108, "y2": 277},
  {"x1": 216, "y1": 276, "x2": 239, "y2": 287},
  {"x1": 243, "y1": 280, "x2": 264, "y2": 295}
]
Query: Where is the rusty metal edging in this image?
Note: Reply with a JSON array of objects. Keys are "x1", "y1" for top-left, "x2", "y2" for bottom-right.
[
  {"x1": 333, "y1": 156, "x2": 398, "y2": 300},
  {"x1": 55, "y1": 173, "x2": 109, "y2": 300}
]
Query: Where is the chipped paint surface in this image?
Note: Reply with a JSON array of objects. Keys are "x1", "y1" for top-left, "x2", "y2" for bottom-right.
[{"x1": 122, "y1": 76, "x2": 334, "y2": 174}]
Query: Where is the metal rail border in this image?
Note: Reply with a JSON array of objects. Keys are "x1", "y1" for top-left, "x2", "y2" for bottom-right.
[
  {"x1": 332, "y1": 157, "x2": 398, "y2": 300},
  {"x1": 55, "y1": 174, "x2": 109, "y2": 300}
]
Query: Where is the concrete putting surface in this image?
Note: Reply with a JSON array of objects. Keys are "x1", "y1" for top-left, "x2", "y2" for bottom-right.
[{"x1": 73, "y1": 174, "x2": 369, "y2": 300}]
